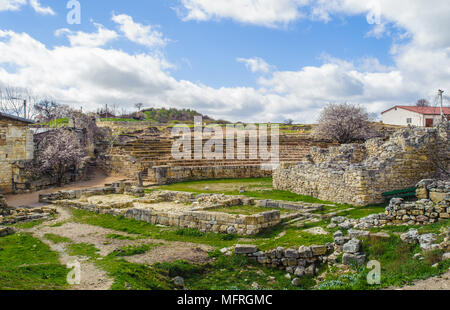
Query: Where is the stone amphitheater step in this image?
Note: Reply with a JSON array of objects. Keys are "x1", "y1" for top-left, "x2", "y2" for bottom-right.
[{"x1": 110, "y1": 134, "x2": 335, "y2": 175}]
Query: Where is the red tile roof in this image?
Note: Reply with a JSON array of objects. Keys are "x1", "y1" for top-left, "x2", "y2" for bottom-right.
[{"x1": 382, "y1": 105, "x2": 450, "y2": 115}]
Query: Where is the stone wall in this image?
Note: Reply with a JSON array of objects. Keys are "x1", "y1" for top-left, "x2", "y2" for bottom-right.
[
  {"x1": 122, "y1": 207, "x2": 280, "y2": 236},
  {"x1": 274, "y1": 122, "x2": 449, "y2": 206},
  {"x1": 333, "y1": 195, "x2": 449, "y2": 231},
  {"x1": 12, "y1": 161, "x2": 88, "y2": 193},
  {"x1": 150, "y1": 164, "x2": 272, "y2": 185},
  {"x1": 0, "y1": 119, "x2": 34, "y2": 193}
]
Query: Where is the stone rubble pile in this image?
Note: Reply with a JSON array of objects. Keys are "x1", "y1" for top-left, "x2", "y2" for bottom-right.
[
  {"x1": 416, "y1": 179, "x2": 450, "y2": 203},
  {"x1": 401, "y1": 227, "x2": 450, "y2": 252},
  {"x1": 330, "y1": 194, "x2": 449, "y2": 230},
  {"x1": 0, "y1": 194, "x2": 57, "y2": 225},
  {"x1": 39, "y1": 181, "x2": 144, "y2": 203},
  {"x1": 234, "y1": 244, "x2": 333, "y2": 278},
  {"x1": 0, "y1": 226, "x2": 15, "y2": 237}
]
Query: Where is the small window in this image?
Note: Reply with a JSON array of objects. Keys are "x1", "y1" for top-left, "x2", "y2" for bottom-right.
[{"x1": 406, "y1": 118, "x2": 412, "y2": 124}]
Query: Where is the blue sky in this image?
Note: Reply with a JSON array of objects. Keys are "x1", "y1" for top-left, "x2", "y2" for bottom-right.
[{"x1": 0, "y1": 1, "x2": 448, "y2": 122}]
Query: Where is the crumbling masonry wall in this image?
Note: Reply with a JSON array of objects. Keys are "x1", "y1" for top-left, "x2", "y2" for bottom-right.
[
  {"x1": 273, "y1": 122, "x2": 449, "y2": 206},
  {"x1": 0, "y1": 119, "x2": 34, "y2": 193}
]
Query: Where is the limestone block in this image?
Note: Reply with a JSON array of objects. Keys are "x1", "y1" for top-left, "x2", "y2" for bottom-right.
[{"x1": 235, "y1": 244, "x2": 258, "y2": 254}]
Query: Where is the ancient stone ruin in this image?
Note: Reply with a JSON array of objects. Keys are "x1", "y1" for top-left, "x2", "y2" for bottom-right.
[
  {"x1": 274, "y1": 122, "x2": 449, "y2": 206},
  {"x1": 99, "y1": 124, "x2": 335, "y2": 185},
  {"x1": 40, "y1": 182, "x2": 324, "y2": 236},
  {"x1": 0, "y1": 194, "x2": 56, "y2": 237}
]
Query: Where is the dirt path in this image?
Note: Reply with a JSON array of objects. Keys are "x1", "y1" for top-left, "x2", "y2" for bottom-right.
[
  {"x1": 5, "y1": 172, "x2": 127, "y2": 207},
  {"x1": 26, "y1": 207, "x2": 114, "y2": 290},
  {"x1": 386, "y1": 270, "x2": 450, "y2": 290},
  {"x1": 22, "y1": 203, "x2": 213, "y2": 290}
]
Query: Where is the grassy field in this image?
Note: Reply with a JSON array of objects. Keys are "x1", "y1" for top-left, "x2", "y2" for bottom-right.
[
  {"x1": 153, "y1": 178, "x2": 340, "y2": 205},
  {"x1": 1, "y1": 177, "x2": 448, "y2": 290},
  {"x1": 64, "y1": 208, "x2": 450, "y2": 289},
  {"x1": 0, "y1": 233, "x2": 68, "y2": 290}
]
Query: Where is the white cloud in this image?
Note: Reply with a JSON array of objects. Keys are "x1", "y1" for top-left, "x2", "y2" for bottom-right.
[
  {"x1": 0, "y1": 0, "x2": 55, "y2": 15},
  {"x1": 0, "y1": 0, "x2": 26, "y2": 11},
  {"x1": 0, "y1": 2, "x2": 450, "y2": 123},
  {"x1": 176, "y1": 0, "x2": 309, "y2": 28},
  {"x1": 29, "y1": 0, "x2": 54, "y2": 15},
  {"x1": 112, "y1": 14, "x2": 168, "y2": 48},
  {"x1": 237, "y1": 57, "x2": 273, "y2": 73},
  {"x1": 55, "y1": 23, "x2": 118, "y2": 48}
]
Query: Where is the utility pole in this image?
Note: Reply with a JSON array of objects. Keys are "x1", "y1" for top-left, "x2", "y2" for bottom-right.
[
  {"x1": 10, "y1": 97, "x2": 27, "y2": 119},
  {"x1": 438, "y1": 89, "x2": 445, "y2": 120},
  {"x1": 23, "y1": 99, "x2": 27, "y2": 119}
]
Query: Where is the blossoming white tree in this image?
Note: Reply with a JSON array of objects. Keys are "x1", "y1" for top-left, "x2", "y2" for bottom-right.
[
  {"x1": 312, "y1": 103, "x2": 374, "y2": 144},
  {"x1": 38, "y1": 129, "x2": 87, "y2": 186}
]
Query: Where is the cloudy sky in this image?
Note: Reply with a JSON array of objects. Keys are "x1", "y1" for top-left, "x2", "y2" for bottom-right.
[{"x1": 0, "y1": 0, "x2": 449, "y2": 123}]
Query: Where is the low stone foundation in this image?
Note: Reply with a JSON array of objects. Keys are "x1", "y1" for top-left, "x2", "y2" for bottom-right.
[
  {"x1": 234, "y1": 244, "x2": 333, "y2": 277},
  {"x1": 45, "y1": 185, "x2": 287, "y2": 235},
  {"x1": 150, "y1": 164, "x2": 273, "y2": 185},
  {"x1": 0, "y1": 226, "x2": 15, "y2": 237},
  {"x1": 334, "y1": 195, "x2": 449, "y2": 230},
  {"x1": 39, "y1": 180, "x2": 143, "y2": 203},
  {"x1": 0, "y1": 194, "x2": 57, "y2": 225},
  {"x1": 233, "y1": 233, "x2": 368, "y2": 283}
]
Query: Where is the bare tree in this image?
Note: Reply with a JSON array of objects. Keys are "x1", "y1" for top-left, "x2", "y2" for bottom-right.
[
  {"x1": 284, "y1": 119, "x2": 294, "y2": 125},
  {"x1": 0, "y1": 87, "x2": 41, "y2": 120},
  {"x1": 37, "y1": 129, "x2": 87, "y2": 186},
  {"x1": 312, "y1": 103, "x2": 375, "y2": 144},
  {"x1": 416, "y1": 99, "x2": 430, "y2": 107},
  {"x1": 35, "y1": 100, "x2": 60, "y2": 123},
  {"x1": 135, "y1": 103, "x2": 144, "y2": 111}
]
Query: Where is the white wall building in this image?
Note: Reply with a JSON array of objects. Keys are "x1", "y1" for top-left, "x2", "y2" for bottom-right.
[{"x1": 381, "y1": 106, "x2": 450, "y2": 127}]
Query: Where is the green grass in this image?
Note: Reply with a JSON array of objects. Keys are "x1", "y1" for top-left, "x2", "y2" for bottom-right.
[
  {"x1": 336, "y1": 204, "x2": 388, "y2": 219},
  {"x1": 44, "y1": 233, "x2": 72, "y2": 244},
  {"x1": 154, "y1": 178, "x2": 337, "y2": 205},
  {"x1": 0, "y1": 233, "x2": 68, "y2": 290},
  {"x1": 155, "y1": 254, "x2": 313, "y2": 290},
  {"x1": 108, "y1": 244, "x2": 159, "y2": 258},
  {"x1": 319, "y1": 233, "x2": 450, "y2": 290},
  {"x1": 67, "y1": 243, "x2": 100, "y2": 258},
  {"x1": 97, "y1": 258, "x2": 175, "y2": 290},
  {"x1": 39, "y1": 118, "x2": 69, "y2": 127},
  {"x1": 252, "y1": 224, "x2": 334, "y2": 251},
  {"x1": 10, "y1": 219, "x2": 48, "y2": 229},
  {"x1": 106, "y1": 233, "x2": 136, "y2": 240},
  {"x1": 70, "y1": 206, "x2": 336, "y2": 251}
]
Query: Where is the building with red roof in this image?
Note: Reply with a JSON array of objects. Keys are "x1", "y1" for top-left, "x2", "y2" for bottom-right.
[{"x1": 381, "y1": 105, "x2": 450, "y2": 127}]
